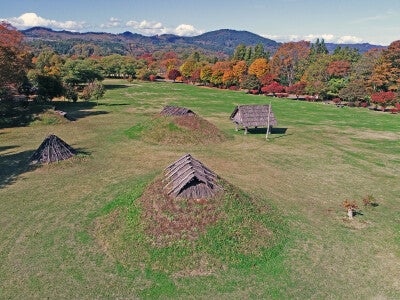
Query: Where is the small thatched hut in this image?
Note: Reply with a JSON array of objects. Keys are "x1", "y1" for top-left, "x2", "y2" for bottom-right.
[
  {"x1": 230, "y1": 104, "x2": 277, "y2": 134},
  {"x1": 164, "y1": 154, "x2": 221, "y2": 199},
  {"x1": 30, "y1": 134, "x2": 76, "y2": 164},
  {"x1": 160, "y1": 105, "x2": 195, "y2": 116}
]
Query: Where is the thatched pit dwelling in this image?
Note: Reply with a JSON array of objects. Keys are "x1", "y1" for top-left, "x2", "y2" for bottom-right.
[
  {"x1": 30, "y1": 134, "x2": 76, "y2": 164},
  {"x1": 230, "y1": 104, "x2": 277, "y2": 134},
  {"x1": 160, "y1": 105, "x2": 195, "y2": 116},
  {"x1": 164, "y1": 154, "x2": 222, "y2": 199}
]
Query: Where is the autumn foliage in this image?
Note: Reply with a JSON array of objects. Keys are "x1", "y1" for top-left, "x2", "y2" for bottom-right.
[
  {"x1": 261, "y1": 81, "x2": 285, "y2": 95},
  {"x1": 0, "y1": 22, "x2": 31, "y2": 88},
  {"x1": 370, "y1": 91, "x2": 397, "y2": 110},
  {"x1": 167, "y1": 69, "x2": 181, "y2": 81}
]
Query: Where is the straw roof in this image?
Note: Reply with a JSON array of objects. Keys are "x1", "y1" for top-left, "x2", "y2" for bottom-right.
[
  {"x1": 230, "y1": 104, "x2": 277, "y2": 127},
  {"x1": 164, "y1": 154, "x2": 221, "y2": 199},
  {"x1": 30, "y1": 134, "x2": 76, "y2": 164},
  {"x1": 160, "y1": 105, "x2": 195, "y2": 116}
]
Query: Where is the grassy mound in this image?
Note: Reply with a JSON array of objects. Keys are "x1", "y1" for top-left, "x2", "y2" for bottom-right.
[
  {"x1": 30, "y1": 109, "x2": 71, "y2": 126},
  {"x1": 92, "y1": 176, "x2": 287, "y2": 279},
  {"x1": 125, "y1": 114, "x2": 228, "y2": 144}
]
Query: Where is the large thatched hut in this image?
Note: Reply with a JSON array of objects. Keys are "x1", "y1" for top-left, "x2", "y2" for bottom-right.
[
  {"x1": 230, "y1": 104, "x2": 277, "y2": 134},
  {"x1": 164, "y1": 154, "x2": 221, "y2": 199},
  {"x1": 160, "y1": 105, "x2": 195, "y2": 116},
  {"x1": 30, "y1": 134, "x2": 76, "y2": 164}
]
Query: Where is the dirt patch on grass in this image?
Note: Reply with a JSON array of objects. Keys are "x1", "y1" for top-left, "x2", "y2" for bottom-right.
[
  {"x1": 344, "y1": 128, "x2": 400, "y2": 140},
  {"x1": 137, "y1": 178, "x2": 224, "y2": 247}
]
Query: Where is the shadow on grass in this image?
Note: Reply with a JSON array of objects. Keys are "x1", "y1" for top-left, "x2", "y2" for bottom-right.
[
  {"x1": 73, "y1": 147, "x2": 92, "y2": 157},
  {"x1": 0, "y1": 103, "x2": 49, "y2": 129},
  {"x1": 0, "y1": 145, "x2": 19, "y2": 152},
  {"x1": 99, "y1": 103, "x2": 130, "y2": 107},
  {"x1": 65, "y1": 110, "x2": 109, "y2": 121},
  {"x1": 103, "y1": 84, "x2": 131, "y2": 90},
  {"x1": 0, "y1": 147, "x2": 91, "y2": 189},
  {"x1": 0, "y1": 149, "x2": 38, "y2": 188},
  {"x1": 1, "y1": 100, "x2": 110, "y2": 129},
  {"x1": 241, "y1": 127, "x2": 288, "y2": 135},
  {"x1": 53, "y1": 101, "x2": 109, "y2": 121}
]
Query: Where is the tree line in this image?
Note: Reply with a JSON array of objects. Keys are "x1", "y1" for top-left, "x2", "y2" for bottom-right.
[
  {"x1": 163, "y1": 39, "x2": 400, "y2": 110},
  {"x1": 2, "y1": 20, "x2": 400, "y2": 117}
]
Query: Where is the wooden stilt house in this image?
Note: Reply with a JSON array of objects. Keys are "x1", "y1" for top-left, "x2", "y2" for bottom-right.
[{"x1": 230, "y1": 104, "x2": 277, "y2": 134}]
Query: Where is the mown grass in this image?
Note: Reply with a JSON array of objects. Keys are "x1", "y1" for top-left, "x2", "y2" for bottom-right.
[{"x1": 0, "y1": 79, "x2": 399, "y2": 298}]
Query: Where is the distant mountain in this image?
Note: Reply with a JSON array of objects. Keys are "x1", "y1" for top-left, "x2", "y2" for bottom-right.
[
  {"x1": 188, "y1": 29, "x2": 279, "y2": 54},
  {"x1": 325, "y1": 42, "x2": 386, "y2": 53},
  {"x1": 21, "y1": 27, "x2": 385, "y2": 57}
]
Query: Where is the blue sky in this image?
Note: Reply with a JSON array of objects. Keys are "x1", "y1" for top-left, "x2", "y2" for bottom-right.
[{"x1": 1, "y1": 0, "x2": 399, "y2": 45}]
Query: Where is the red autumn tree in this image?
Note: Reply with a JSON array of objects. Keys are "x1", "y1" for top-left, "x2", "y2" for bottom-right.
[
  {"x1": 381, "y1": 40, "x2": 400, "y2": 91},
  {"x1": 138, "y1": 53, "x2": 155, "y2": 67},
  {"x1": 286, "y1": 81, "x2": 307, "y2": 98},
  {"x1": 191, "y1": 68, "x2": 201, "y2": 83},
  {"x1": 259, "y1": 73, "x2": 276, "y2": 86},
  {"x1": 0, "y1": 22, "x2": 31, "y2": 89},
  {"x1": 370, "y1": 91, "x2": 397, "y2": 111},
  {"x1": 212, "y1": 61, "x2": 232, "y2": 72},
  {"x1": 327, "y1": 60, "x2": 351, "y2": 78},
  {"x1": 270, "y1": 41, "x2": 310, "y2": 86},
  {"x1": 261, "y1": 81, "x2": 285, "y2": 95},
  {"x1": 167, "y1": 69, "x2": 181, "y2": 82}
]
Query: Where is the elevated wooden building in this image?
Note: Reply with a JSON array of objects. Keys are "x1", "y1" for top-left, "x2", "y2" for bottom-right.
[{"x1": 230, "y1": 104, "x2": 277, "y2": 134}]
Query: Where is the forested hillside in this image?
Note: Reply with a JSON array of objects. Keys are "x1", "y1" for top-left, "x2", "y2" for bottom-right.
[{"x1": 22, "y1": 27, "x2": 384, "y2": 57}]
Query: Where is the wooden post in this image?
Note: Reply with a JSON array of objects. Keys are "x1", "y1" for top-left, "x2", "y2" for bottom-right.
[{"x1": 266, "y1": 102, "x2": 272, "y2": 140}]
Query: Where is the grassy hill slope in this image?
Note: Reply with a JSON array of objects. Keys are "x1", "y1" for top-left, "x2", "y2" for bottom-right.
[{"x1": 0, "y1": 80, "x2": 399, "y2": 298}]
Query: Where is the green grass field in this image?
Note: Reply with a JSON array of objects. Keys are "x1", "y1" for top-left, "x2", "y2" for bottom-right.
[{"x1": 1, "y1": 80, "x2": 399, "y2": 298}]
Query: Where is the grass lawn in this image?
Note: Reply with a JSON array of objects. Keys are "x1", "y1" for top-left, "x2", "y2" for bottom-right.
[{"x1": 1, "y1": 79, "x2": 399, "y2": 298}]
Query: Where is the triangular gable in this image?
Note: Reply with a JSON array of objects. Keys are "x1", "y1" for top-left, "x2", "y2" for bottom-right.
[{"x1": 164, "y1": 154, "x2": 221, "y2": 199}]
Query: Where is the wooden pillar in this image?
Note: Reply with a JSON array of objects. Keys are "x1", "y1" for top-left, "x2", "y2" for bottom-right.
[{"x1": 266, "y1": 102, "x2": 272, "y2": 140}]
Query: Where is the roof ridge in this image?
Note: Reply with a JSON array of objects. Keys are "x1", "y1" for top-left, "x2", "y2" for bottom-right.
[{"x1": 164, "y1": 154, "x2": 221, "y2": 198}]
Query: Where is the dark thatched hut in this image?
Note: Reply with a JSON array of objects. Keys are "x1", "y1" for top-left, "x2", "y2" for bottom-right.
[
  {"x1": 230, "y1": 104, "x2": 277, "y2": 134},
  {"x1": 160, "y1": 105, "x2": 195, "y2": 116},
  {"x1": 30, "y1": 134, "x2": 76, "y2": 164},
  {"x1": 164, "y1": 154, "x2": 221, "y2": 199}
]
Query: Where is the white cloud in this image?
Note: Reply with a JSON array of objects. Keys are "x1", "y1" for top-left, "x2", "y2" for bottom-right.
[
  {"x1": 5, "y1": 12, "x2": 86, "y2": 31},
  {"x1": 125, "y1": 19, "x2": 203, "y2": 36},
  {"x1": 126, "y1": 20, "x2": 166, "y2": 35},
  {"x1": 174, "y1": 24, "x2": 203, "y2": 36},
  {"x1": 336, "y1": 35, "x2": 363, "y2": 44},
  {"x1": 304, "y1": 34, "x2": 335, "y2": 43},
  {"x1": 262, "y1": 33, "x2": 364, "y2": 44},
  {"x1": 100, "y1": 17, "x2": 122, "y2": 29}
]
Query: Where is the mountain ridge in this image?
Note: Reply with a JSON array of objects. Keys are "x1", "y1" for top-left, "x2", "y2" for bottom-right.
[{"x1": 22, "y1": 27, "x2": 386, "y2": 56}]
